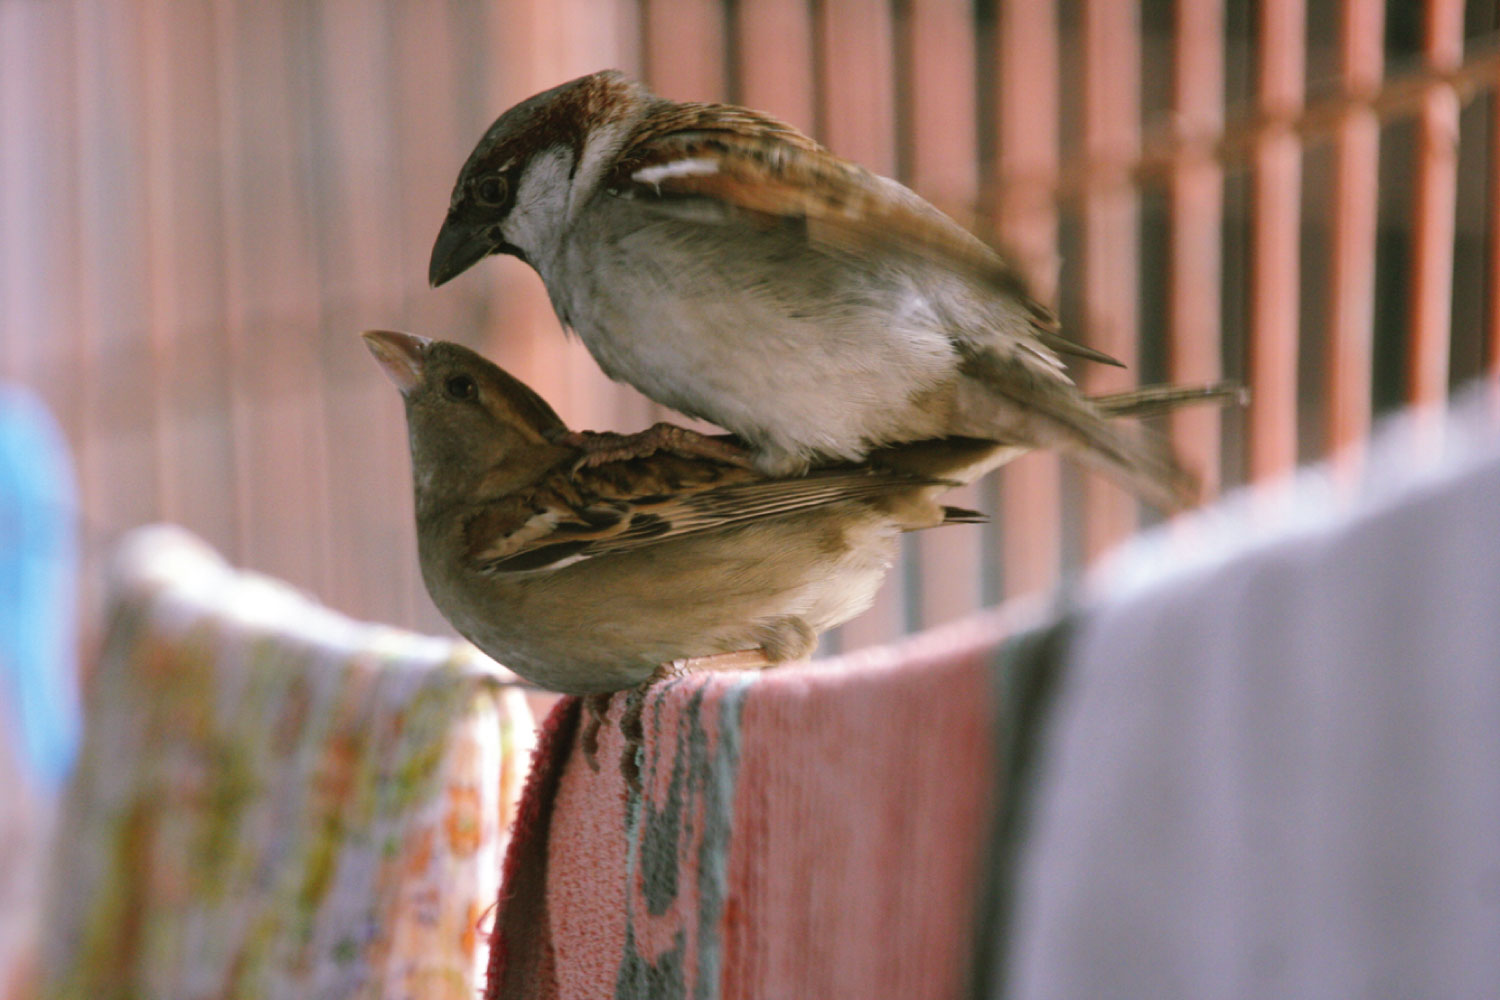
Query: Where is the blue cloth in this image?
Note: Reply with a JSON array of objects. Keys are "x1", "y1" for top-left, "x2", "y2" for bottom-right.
[{"x1": 0, "y1": 386, "x2": 79, "y2": 789}]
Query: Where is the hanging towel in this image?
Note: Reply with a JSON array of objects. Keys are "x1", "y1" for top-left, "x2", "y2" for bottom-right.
[
  {"x1": 1002, "y1": 387, "x2": 1500, "y2": 999},
  {"x1": 0, "y1": 386, "x2": 78, "y2": 1000},
  {"x1": 34, "y1": 525, "x2": 533, "y2": 1000},
  {"x1": 0, "y1": 733, "x2": 45, "y2": 1000},
  {"x1": 0, "y1": 384, "x2": 79, "y2": 791},
  {"x1": 484, "y1": 600, "x2": 1067, "y2": 1000}
]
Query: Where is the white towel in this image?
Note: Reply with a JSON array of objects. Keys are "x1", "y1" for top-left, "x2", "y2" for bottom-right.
[{"x1": 1007, "y1": 387, "x2": 1500, "y2": 999}]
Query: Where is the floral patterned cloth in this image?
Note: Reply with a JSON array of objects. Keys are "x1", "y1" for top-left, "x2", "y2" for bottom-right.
[{"x1": 35, "y1": 525, "x2": 533, "y2": 1000}]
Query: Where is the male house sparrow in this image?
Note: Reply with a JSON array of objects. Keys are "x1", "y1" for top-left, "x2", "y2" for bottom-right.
[
  {"x1": 362, "y1": 329, "x2": 996, "y2": 694},
  {"x1": 430, "y1": 70, "x2": 1213, "y2": 508}
]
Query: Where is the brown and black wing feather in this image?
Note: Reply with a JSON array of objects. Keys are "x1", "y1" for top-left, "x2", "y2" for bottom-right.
[{"x1": 467, "y1": 457, "x2": 948, "y2": 576}]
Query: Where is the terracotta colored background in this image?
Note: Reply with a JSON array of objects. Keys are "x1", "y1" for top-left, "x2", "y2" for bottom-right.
[{"x1": 2, "y1": 0, "x2": 1498, "y2": 652}]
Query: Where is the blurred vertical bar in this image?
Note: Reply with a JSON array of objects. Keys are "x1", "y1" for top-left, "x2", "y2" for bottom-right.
[
  {"x1": 139, "y1": 0, "x2": 240, "y2": 556},
  {"x1": 211, "y1": 0, "x2": 255, "y2": 566},
  {"x1": 816, "y1": 0, "x2": 904, "y2": 648},
  {"x1": 2, "y1": 3, "x2": 100, "y2": 630},
  {"x1": 313, "y1": 0, "x2": 413, "y2": 624},
  {"x1": 211, "y1": 0, "x2": 334, "y2": 593},
  {"x1": 1080, "y1": 0, "x2": 1140, "y2": 557},
  {"x1": 1169, "y1": 0, "x2": 1225, "y2": 497},
  {"x1": 389, "y1": 2, "x2": 469, "y2": 631},
  {"x1": 904, "y1": 0, "x2": 984, "y2": 627},
  {"x1": 994, "y1": 0, "x2": 1061, "y2": 598},
  {"x1": 1408, "y1": 0, "x2": 1464, "y2": 407},
  {"x1": 74, "y1": 4, "x2": 164, "y2": 545},
  {"x1": 733, "y1": 0, "x2": 815, "y2": 132},
  {"x1": 1248, "y1": 0, "x2": 1305, "y2": 480},
  {"x1": 138, "y1": 0, "x2": 180, "y2": 524},
  {"x1": 48, "y1": 6, "x2": 85, "y2": 464},
  {"x1": 642, "y1": 0, "x2": 725, "y2": 101},
  {"x1": 1, "y1": 6, "x2": 75, "y2": 414},
  {"x1": 312, "y1": 0, "x2": 405, "y2": 318},
  {"x1": 816, "y1": 0, "x2": 897, "y2": 170},
  {"x1": 1491, "y1": 49, "x2": 1500, "y2": 377},
  {"x1": 0, "y1": 5, "x2": 21, "y2": 380},
  {"x1": 1327, "y1": 0, "x2": 1384, "y2": 456},
  {"x1": 17, "y1": 3, "x2": 76, "y2": 431},
  {"x1": 0, "y1": 2, "x2": 42, "y2": 382},
  {"x1": 1, "y1": 5, "x2": 76, "y2": 394},
  {"x1": 391, "y1": 4, "x2": 466, "y2": 333},
  {"x1": 29, "y1": 6, "x2": 93, "y2": 633}
]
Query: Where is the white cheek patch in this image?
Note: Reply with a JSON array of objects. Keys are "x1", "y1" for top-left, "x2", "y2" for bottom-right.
[
  {"x1": 632, "y1": 157, "x2": 720, "y2": 187},
  {"x1": 504, "y1": 146, "x2": 575, "y2": 258}
]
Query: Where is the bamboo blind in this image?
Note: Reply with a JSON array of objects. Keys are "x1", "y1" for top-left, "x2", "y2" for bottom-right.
[{"x1": 2, "y1": 0, "x2": 1497, "y2": 649}]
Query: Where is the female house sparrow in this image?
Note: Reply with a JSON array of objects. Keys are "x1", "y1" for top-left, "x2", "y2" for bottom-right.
[
  {"x1": 361, "y1": 329, "x2": 994, "y2": 694},
  {"x1": 430, "y1": 70, "x2": 1203, "y2": 509}
]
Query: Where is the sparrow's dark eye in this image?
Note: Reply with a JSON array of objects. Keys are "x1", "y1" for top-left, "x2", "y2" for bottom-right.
[
  {"x1": 474, "y1": 174, "x2": 509, "y2": 208},
  {"x1": 444, "y1": 375, "x2": 477, "y2": 401}
]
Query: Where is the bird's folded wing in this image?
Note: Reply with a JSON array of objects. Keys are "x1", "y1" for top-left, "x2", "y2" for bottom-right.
[
  {"x1": 610, "y1": 106, "x2": 998, "y2": 280},
  {"x1": 467, "y1": 465, "x2": 939, "y2": 575},
  {"x1": 607, "y1": 102, "x2": 1124, "y2": 367}
]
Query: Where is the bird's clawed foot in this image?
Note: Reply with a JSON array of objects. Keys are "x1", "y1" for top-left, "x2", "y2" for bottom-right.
[
  {"x1": 578, "y1": 690, "x2": 643, "y2": 790},
  {"x1": 582, "y1": 650, "x2": 774, "y2": 793},
  {"x1": 651, "y1": 648, "x2": 774, "y2": 682},
  {"x1": 618, "y1": 687, "x2": 647, "y2": 794},
  {"x1": 559, "y1": 423, "x2": 752, "y2": 473},
  {"x1": 580, "y1": 692, "x2": 613, "y2": 773}
]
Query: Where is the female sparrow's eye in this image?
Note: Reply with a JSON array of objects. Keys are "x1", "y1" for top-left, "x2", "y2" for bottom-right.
[
  {"x1": 444, "y1": 375, "x2": 477, "y2": 401},
  {"x1": 475, "y1": 175, "x2": 509, "y2": 207}
]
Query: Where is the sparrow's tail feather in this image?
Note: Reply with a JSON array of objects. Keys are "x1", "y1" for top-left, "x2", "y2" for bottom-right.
[
  {"x1": 1071, "y1": 381, "x2": 1248, "y2": 510},
  {"x1": 1036, "y1": 330, "x2": 1127, "y2": 369},
  {"x1": 867, "y1": 436, "x2": 1021, "y2": 485},
  {"x1": 1092, "y1": 381, "x2": 1248, "y2": 419},
  {"x1": 875, "y1": 375, "x2": 1248, "y2": 510},
  {"x1": 1050, "y1": 406, "x2": 1199, "y2": 512},
  {"x1": 957, "y1": 352, "x2": 1213, "y2": 511}
]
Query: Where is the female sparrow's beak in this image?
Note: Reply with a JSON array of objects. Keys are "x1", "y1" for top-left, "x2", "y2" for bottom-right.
[{"x1": 362, "y1": 330, "x2": 431, "y2": 393}]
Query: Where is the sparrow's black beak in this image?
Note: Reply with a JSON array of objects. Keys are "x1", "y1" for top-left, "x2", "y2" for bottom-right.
[
  {"x1": 429, "y1": 214, "x2": 496, "y2": 287},
  {"x1": 362, "y1": 329, "x2": 430, "y2": 394}
]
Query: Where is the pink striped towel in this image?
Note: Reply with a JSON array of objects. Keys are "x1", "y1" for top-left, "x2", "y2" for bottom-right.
[{"x1": 485, "y1": 602, "x2": 1055, "y2": 1000}]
